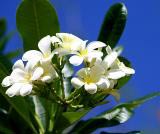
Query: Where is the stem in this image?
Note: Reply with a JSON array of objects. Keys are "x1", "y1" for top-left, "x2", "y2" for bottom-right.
[
  {"x1": 52, "y1": 62, "x2": 65, "y2": 100},
  {"x1": 50, "y1": 87, "x2": 65, "y2": 105},
  {"x1": 60, "y1": 74, "x2": 65, "y2": 99},
  {"x1": 34, "y1": 113, "x2": 45, "y2": 134}
]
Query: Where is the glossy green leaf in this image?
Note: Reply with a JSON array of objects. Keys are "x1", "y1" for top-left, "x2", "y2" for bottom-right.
[
  {"x1": 62, "y1": 110, "x2": 89, "y2": 124},
  {"x1": 32, "y1": 96, "x2": 45, "y2": 133},
  {"x1": 16, "y1": 0, "x2": 60, "y2": 51},
  {"x1": 68, "y1": 92, "x2": 160, "y2": 133},
  {"x1": 57, "y1": 110, "x2": 90, "y2": 133},
  {"x1": 98, "y1": 3, "x2": 127, "y2": 48},
  {"x1": 0, "y1": 19, "x2": 6, "y2": 38}
]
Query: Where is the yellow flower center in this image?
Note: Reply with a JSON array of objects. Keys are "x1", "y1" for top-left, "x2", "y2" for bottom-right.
[
  {"x1": 44, "y1": 53, "x2": 50, "y2": 58},
  {"x1": 79, "y1": 49, "x2": 88, "y2": 57},
  {"x1": 24, "y1": 73, "x2": 31, "y2": 80},
  {"x1": 62, "y1": 43, "x2": 71, "y2": 50}
]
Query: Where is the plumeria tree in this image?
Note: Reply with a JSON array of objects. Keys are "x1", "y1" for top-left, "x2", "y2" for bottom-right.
[{"x1": 0, "y1": 0, "x2": 159, "y2": 134}]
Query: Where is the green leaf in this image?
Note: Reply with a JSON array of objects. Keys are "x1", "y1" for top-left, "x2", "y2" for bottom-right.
[
  {"x1": 0, "y1": 124, "x2": 14, "y2": 134},
  {"x1": 62, "y1": 110, "x2": 89, "y2": 125},
  {"x1": 32, "y1": 96, "x2": 45, "y2": 133},
  {"x1": 0, "y1": 54, "x2": 12, "y2": 74},
  {"x1": 57, "y1": 110, "x2": 90, "y2": 133},
  {"x1": 115, "y1": 57, "x2": 132, "y2": 89},
  {"x1": 68, "y1": 92, "x2": 160, "y2": 133},
  {"x1": 0, "y1": 108, "x2": 14, "y2": 134},
  {"x1": 0, "y1": 31, "x2": 15, "y2": 52},
  {"x1": 16, "y1": 0, "x2": 60, "y2": 51},
  {"x1": 5, "y1": 49, "x2": 22, "y2": 60},
  {"x1": 98, "y1": 3, "x2": 127, "y2": 48},
  {"x1": 0, "y1": 19, "x2": 6, "y2": 38}
]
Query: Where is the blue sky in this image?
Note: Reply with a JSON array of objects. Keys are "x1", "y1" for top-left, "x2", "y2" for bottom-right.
[{"x1": 1, "y1": 0, "x2": 160, "y2": 133}]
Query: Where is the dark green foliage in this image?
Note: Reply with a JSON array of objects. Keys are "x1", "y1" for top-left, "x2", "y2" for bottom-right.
[
  {"x1": 98, "y1": 3, "x2": 127, "y2": 49},
  {"x1": 68, "y1": 92, "x2": 160, "y2": 133},
  {"x1": 16, "y1": 0, "x2": 60, "y2": 51}
]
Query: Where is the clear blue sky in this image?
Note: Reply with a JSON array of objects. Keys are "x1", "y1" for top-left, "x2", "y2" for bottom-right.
[{"x1": 1, "y1": 0, "x2": 160, "y2": 133}]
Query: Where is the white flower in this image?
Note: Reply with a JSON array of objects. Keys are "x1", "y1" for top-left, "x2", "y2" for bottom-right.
[
  {"x1": 52, "y1": 33, "x2": 85, "y2": 56},
  {"x1": 69, "y1": 41, "x2": 106, "y2": 66},
  {"x1": 95, "y1": 46, "x2": 135, "y2": 80},
  {"x1": 2, "y1": 60, "x2": 43, "y2": 97},
  {"x1": 71, "y1": 65, "x2": 110, "y2": 94},
  {"x1": 104, "y1": 46, "x2": 135, "y2": 79},
  {"x1": 1, "y1": 59, "x2": 57, "y2": 97},
  {"x1": 40, "y1": 62, "x2": 58, "y2": 83},
  {"x1": 22, "y1": 35, "x2": 53, "y2": 63}
]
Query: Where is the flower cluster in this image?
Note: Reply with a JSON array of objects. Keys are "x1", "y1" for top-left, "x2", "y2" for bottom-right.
[
  {"x1": 2, "y1": 36, "x2": 57, "y2": 97},
  {"x1": 1, "y1": 33, "x2": 135, "y2": 97}
]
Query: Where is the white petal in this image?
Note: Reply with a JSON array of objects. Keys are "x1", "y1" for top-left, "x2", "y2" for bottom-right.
[
  {"x1": 20, "y1": 84, "x2": 33, "y2": 96},
  {"x1": 84, "y1": 83, "x2": 97, "y2": 94},
  {"x1": 119, "y1": 63, "x2": 135, "y2": 74},
  {"x1": 38, "y1": 35, "x2": 51, "y2": 55},
  {"x1": 12, "y1": 60, "x2": 24, "y2": 70},
  {"x1": 25, "y1": 60, "x2": 39, "y2": 73},
  {"x1": 56, "y1": 33, "x2": 83, "y2": 51},
  {"x1": 56, "y1": 33, "x2": 83, "y2": 43},
  {"x1": 31, "y1": 67, "x2": 44, "y2": 80},
  {"x1": 53, "y1": 48, "x2": 72, "y2": 56},
  {"x1": 71, "y1": 77, "x2": 84, "y2": 89},
  {"x1": 97, "y1": 78, "x2": 110, "y2": 90},
  {"x1": 77, "y1": 68, "x2": 87, "y2": 78},
  {"x1": 69, "y1": 55, "x2": 84, "y2": 66},
  {"x1": 113, "y1": 46, "x2": 123, "y2": 56},
  {"x1": 91, "y1": 65, "x2": 105, "y2": 76},
  {"x1": 87, "y1": 50, "x2": 103, "y2": 61},
  {"x1": 51, "y1": 36, "x2": 61, "y2": 44},
  {"x1": 87, "y1": 41, "x2": 106, "y2": 51},
  {"x1": 41, "y1": 62, "x2": 58, "y2": 80},
  {"x1": 80, "y1": 41, "x2": 87, "y2": 50},
  {"x1": 109, "y1": 80, "x2": 117, "y2": 89},
  {"x1": 94, "y1": 58, "x2": 102, "y2": 65},
  {"x1": 122, "y1": 66, "x2": 135, "y2": 74},
  {"x1": 10, "y1": 69, "x2": 26, "y2": 82},
  {"x1": 1, "y1": 76, "x2": 13, "y2": 87},
  {"x1": 22, "y1": 50, "x2": 43, "y2": 62},
  {"x1": 103, "y1": 51, "x2": 118, "y2": 68},
  {"x1": 107, "y1": 69, "x2": 126, "y2": 79},
  {"x1": 106, "y1": 45, "x2": 112, "y2": 54},
  {"x1": 6, "y1": 83, "x2": 23, "y2": 97},
  {"x1": 41, "y1": 76, "x2": 52, "y2": 83}
]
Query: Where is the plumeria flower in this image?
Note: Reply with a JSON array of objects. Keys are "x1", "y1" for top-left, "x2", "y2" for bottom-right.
[
  {"x1": 1, "y1": 59, "x2": 57, "y2": 97},
  {"x1": 103, "y1": 46, "x2": 135, "y2": 79},
  {"x1": 69, "y1": 41, "x2": 106, "y2": 66},
  {"x1": 71, "y1": 65, "x2": 111, "y2": 94},
  {"x1": 94, "y1": 46, "x2": 135, "y2": 81},
  {"x1": 22, "y1": 35, "x2": 53, "y2": 63},
  {"x1": 1, "y1": 60, "x2": 43, "y2": 97},
  {"x1": 52, "y1": 33, "x2": 85, "y2": 56},
  {"x1": 39, "y1": 62, "x2": 58, "y2": 83}
]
